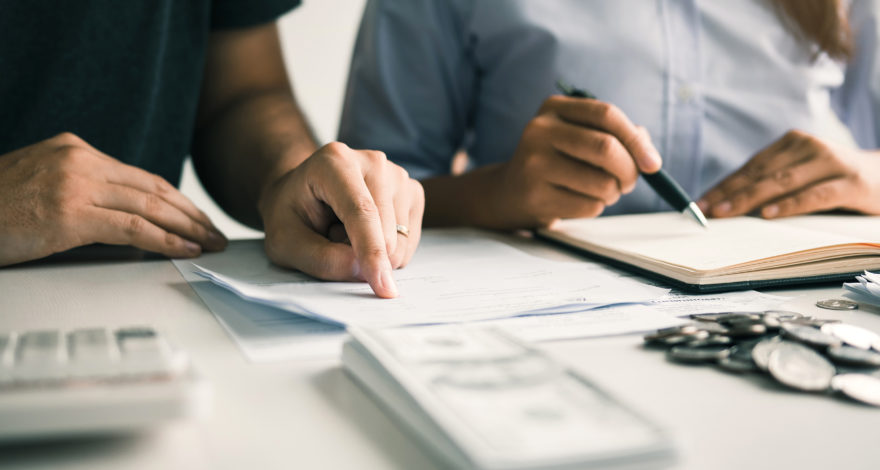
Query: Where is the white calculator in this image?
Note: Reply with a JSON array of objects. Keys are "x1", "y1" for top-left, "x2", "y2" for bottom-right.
[{"x1": 0, "y1": 326, "x2": 209, "y2": 442}]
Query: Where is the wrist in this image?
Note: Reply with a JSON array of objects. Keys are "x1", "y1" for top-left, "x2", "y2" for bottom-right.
[{"x1": 422, "y1": 163, "x2": 509, "y2": 229}]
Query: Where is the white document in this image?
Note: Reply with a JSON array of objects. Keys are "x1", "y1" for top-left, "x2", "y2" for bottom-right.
[
  {"x1": 190, "y1": 230, "x2": 670, "y2": 329},
  {"x1": 485, "y1": 304, "x2": 687, "y2": 343},
  {"x1": 647, "y1": 290, "x2": 791, "y2": 317},
  {"x1": 172, "y1": 247, "x2": 345, "y2": 363}
]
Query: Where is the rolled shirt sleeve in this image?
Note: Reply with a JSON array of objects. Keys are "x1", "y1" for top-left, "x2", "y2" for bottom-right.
[
  {"x1": 338, "y1": 0, "x2": 476, "y2": 180},
  {"x1": 211, "y1": 0, "x2": 301, "y2": 30}
]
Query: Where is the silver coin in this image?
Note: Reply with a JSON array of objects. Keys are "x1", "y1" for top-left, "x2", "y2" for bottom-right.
[
  {"x1": 781, "y1": 323, "x2": 842, "y2": 348},
  {"x1": 644, "y1": 324, "x2": 699, "y2": 342},
  {"x1": 726, "y1": 323, "x2": 768, "y2": 338},
  {"x1": 684, "y1": 334, "x2": 733, "y2": 348},
  {"x1": 662, "y1": 330, "x2": 710, "y2": 346},
  {"x1": 718, "y1": 356, "x2": 758, "y2": 373},
  {"x1": 668, "y1": 345, "x2": 731, "y2": 363},
  {"x1": 831, "y1": 374, "x2": 880, "y2": 407},
  {"x1": 767, "y1": 341, "x2": 836, "y2": 392},
  {"x1": 692, "y1": 312, "x2": 762, "y2": 324},
  {"x1": 752, "y1": 336, "x2": 783, "y2": 371},
  {"x1": 816, "y1": 299, "x2": 859, "y2": 310},
  {"x1": 826, "y1": 345, "x2": 880, "y2": 367},
  {"x1": 694, "y1": 322, "x2": 729, "y2": 335},
  {"x1": 821, "y1": 323, "x2": 880, "y2": 350},
  {"x1": 763, "y1": 310, "x2": 806, "y2": 322}
]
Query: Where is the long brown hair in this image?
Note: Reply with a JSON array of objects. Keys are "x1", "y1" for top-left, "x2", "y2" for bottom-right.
[{"x1": 772, "y1": 0, "x2": 853, "y2": 60}]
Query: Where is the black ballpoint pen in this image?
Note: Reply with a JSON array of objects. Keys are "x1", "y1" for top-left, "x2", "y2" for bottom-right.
[{"x1": 556, "y1": 80, "x2": 709, "y2": 228}]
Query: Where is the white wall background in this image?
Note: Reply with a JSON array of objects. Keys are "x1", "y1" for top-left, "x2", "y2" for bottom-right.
[{"x1": 179, "y1": 0, "x2": 367, "y2": 239}]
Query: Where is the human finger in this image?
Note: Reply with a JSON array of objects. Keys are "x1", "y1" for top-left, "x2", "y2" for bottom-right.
[
  {"x1": 314, "y1": 160, "x2": 397, "y2": 298},
  {"x1": 99, "y1": 158, "x2": 226, "y2": 243},
  {"x1": 543, "y1": 152, "x2": 622, "y2": 206},
  {"x1": 545, "y1": 119, "x2": 639, "y2": 193},
  {"x1": 92, "y1": 183, "x2": 226, "y2": 251},
  {"x1": 362, "y1": 152, "x2": 400, "y2": 258},
  {"x1": 705, "y1": 156, "x2": 843, "y2": 218},
  {"x1": 80, "y1": 207, "x2": 202, "y2": 258},
  {"x1": 400, "y1": 180, "x2": 425, "y2": 268},
  {"x1": 264, "y1": 218, "x2": 363, "y2": 281},
  {"x1": 543, "y1": 95, "x2": 662, "y2": 172},
  {"x1": 698, "y1": 132, "x2": 806, "y2": 213},
  {"x1": 760, "y1": 177, "x2": 853, "y2": 219},
  {"x1": 543, "y1": 185, "x2": 607, "y2": 223}
]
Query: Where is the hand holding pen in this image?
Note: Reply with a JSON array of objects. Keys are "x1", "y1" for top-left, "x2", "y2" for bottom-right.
[
  {"x1": 556, "y1": 80, "x2": 708, "y2": 227},
  {"x1": 466, "y1": 78, "x2": 679, "y2": 229}
]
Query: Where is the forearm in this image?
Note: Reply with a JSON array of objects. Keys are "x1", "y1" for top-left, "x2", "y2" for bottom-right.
[
  {"x1": 191, "y1": 89, "x2": 317, "y2": 228},
  {"x1": 421, "y1": 163, "x2": 508, "y2": 229}
]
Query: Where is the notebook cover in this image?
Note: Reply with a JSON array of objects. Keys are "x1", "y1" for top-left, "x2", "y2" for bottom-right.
[{"x1": 535, "y1": 231, "x2": 862, "y2": 293}]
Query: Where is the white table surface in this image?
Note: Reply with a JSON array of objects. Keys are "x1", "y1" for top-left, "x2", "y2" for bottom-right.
[{"x1": 2, "y1": 233, "x2": 879, "y2": 470}]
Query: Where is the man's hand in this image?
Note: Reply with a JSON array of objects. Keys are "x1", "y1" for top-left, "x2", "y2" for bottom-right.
[
  {"x1": 258, "y1": 142, "x2": 424, "y2": 299},
  {"x1": 0, "y1": 132, "x2": 227, "y2": 266},
  {"x1": 429, "y1": 95, "x2": 662, "y2": 230},
  {"x1": 698, "y1": 130, "x2": 880, "y2": 219}
]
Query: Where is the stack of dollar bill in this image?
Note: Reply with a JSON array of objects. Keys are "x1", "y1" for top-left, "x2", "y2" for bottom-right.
[{"x1": 643, "y1": 310, "x2": 880, "y2": 406}]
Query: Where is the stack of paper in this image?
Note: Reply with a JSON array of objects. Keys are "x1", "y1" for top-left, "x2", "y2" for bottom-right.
[
  {"x1": 844, "y1": 271, "x2": 880, "y2": 305},
  {"x1": 191, "y1": 231, "x2": 671, "y2": 329}
]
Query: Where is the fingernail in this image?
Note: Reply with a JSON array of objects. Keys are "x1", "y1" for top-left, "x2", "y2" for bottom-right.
[
  {"x1": 184, "y1": 240, "x2": 201, "y2": 255},
  {"x1": 715, "y1": 201, "x2": 731, "y2": 215},
  {"x1": 379, "y1": 269, "x2": 398, "y2": 298},
  {"x1": 763, "y1": 204, "x2": 779, "y2": 218},
  {"x1": 696, "y1": 199, "x2": 708, "y2": 212},
  {"x1": 207, "y1": 230, "x2": 226, "y2": 248}
]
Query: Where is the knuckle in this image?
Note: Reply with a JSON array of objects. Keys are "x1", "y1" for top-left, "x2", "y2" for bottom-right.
[
  {"x1": 349, "y1": 197, "x2": 379, "y2": 218},
  {"x1": 600, "y1": 178, "x2": 620, "y2": 204},
  {"x1": 394, "y1": 164, "x2": 410, "y2": 182},
  {"x1": 595, "y1": 102, "x2": 618, "y2": 121},
  {"x1": 525, "y1": 116, "x2": 552, "y2": 137},
  {"x1": 363, "y1": 246, "x2": 388, "y2": 263},
  {"x1": 541, "y1": 95, "x2": 567, "y2": 112},
  {"x1": 123, "y1": 214, "x2": 146, "y2": 237},
  {"x1": 323, "y1": 141, "x2": 350, "y2": 155},
  {"x1": 142, "y1": 193, "x2": 163, "y2": 218},
  {"x1": 151, "y1": 174, "x2": 172, "y2": 195},
  {"x1": 786, "y1": 129, "x2": 807, "y2": 140},
  {"x1": 366, "y1": 150, "x2": 387, "y2": 164},
  {"x1": 52, "y1": 132, "x2": 84, "y2": 146},
  {"x1": 55, "y1": 146, "x2": 91, "y2": 168},
  {"x1": 772, "y1": 169, "x2": 794, "y2": 188},
  {"x1": 163, "y1": 231, "x2": 179, "y2": 248},
  {"x1": 593, "y1": 134, "x2": 616, "y2": 155}
]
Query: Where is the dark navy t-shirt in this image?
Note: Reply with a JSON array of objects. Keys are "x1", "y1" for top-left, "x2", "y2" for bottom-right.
[{"x1": 0, "y1": 0, "x2": 299, "y2": 187}]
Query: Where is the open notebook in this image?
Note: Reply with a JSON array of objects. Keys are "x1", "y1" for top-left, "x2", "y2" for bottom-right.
[{"x1": 537, "y1": 213, "x2": 880, "y2": 293}]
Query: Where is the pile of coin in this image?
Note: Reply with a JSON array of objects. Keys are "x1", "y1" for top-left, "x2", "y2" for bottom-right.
[{"x1": 643, "y1": 310, "x2": 880, "y2": 407}]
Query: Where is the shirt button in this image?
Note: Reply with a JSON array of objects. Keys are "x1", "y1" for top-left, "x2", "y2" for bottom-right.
[{"x1": 677, "y1": 84, "x2": 696, "y2": 102}]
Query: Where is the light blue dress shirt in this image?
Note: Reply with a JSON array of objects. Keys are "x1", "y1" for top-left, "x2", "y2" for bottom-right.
[{"x1": 339, "y1": 0, "x2": 880, "y2": 215}]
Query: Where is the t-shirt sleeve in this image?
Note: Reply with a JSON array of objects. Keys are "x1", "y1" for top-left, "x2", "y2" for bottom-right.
[
  {"x1": 338, "y1": 0, "x2": 476, "y2": 180},
  {"x1": 211, "y1": 0, "x2": 300, "y2": 30}
]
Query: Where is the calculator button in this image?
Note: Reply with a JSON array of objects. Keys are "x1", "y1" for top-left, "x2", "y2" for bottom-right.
[
  {"x1": 15, "y1": 330, "x2": 67, "y2": 382},
  {"x1": 68, "y1": 328, "x2": 119, "y2": 379},
  {"x1": 116, "y1": 327, "x2": 173, "y2": 376},
  {"x1": 0, "y1": 334, "x2": 11, "y2": 386}
]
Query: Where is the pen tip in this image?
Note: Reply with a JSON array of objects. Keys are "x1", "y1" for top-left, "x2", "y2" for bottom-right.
[{"x1": 686, "y1": 202, "x2": 709, "y2": 228}]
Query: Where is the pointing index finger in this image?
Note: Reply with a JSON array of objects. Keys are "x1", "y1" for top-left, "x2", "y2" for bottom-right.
[{"x1": 315, "y1": 160, "x2": 398, "y2": 299}]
